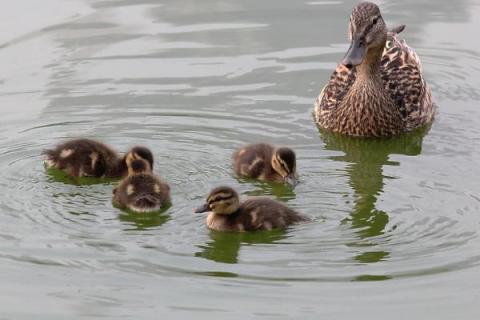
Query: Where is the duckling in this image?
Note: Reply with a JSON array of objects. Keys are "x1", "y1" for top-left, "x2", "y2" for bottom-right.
[
  {"x1": 112, "y1": 159, "x2": 170, "y2": 213},
  {"x1": 195, "y1": 186, "x2": 307, "y2": 232},
  {"x1": 233, "y1": 143, "x2": 297, "y2": 186},
  {"x1": 314, "y1": 2, "x2": 435, "y2": 137},
  {"x1": 42, "y1": 138, "x2": 153, "y2": 178}
]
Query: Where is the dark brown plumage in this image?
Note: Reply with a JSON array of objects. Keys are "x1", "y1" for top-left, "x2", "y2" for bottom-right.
[
  {"x1": 42, "y1": 138, "x2": 153, "y2": 178},
  {"x1": 112, "y1": 159, "x2": 170, "y2": 213},
  {"x1": 314, "y1": 2, "x2": 435, "y2": 137},
  {"x1": 232, "y1": 143, "x2": 297, "y2": 186},
  {"x1": 195, "y1": 186, "x2": 308, "y2": 232}
]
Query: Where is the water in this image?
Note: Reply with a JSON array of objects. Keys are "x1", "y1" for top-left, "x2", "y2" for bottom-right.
[{"x1": 1, "y1": 0, "x2": 479, "y2": 318}]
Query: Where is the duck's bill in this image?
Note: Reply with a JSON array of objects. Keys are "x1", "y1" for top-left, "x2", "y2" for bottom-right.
[
  {"x1": 342, "y1": 35, "x2": 365, "y2": 68},
  {"x1": 194, "y1": 203, "x2": 210, "y2": 213},
  {"x1": 285, "y1": 174, "x2": 298, "y2": 188}
]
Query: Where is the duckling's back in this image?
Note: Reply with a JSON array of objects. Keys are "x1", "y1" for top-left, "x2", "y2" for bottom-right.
[
  {"x1": 233, "y1": 143, "x2": 276, "y2": 180},
  {"x1": 210, "y1": 197, "x2": 307, "y2": 232},
  {"x1": 43, "y1": 138, "x2": 120, "y2": 177},
  {"x1": 240, "y1": 198, "x2": 307, "y2": 230}
]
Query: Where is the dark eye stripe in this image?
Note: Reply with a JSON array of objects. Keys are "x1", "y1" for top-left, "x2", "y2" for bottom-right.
[
  {"x1": 275, "y1": 157, "x2": 285, "y2": 170},
  {"x1": 208, "y1": 194, "x2": 233, "y2": 204},
  {"x1": 363, "y1": 16, "x2": 380, "y2": 36},
  {"x1": 363, "y1": 23, "x2": 373, "y2": 35}
]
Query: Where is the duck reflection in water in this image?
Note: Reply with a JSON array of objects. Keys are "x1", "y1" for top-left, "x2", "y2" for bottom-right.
[
  {"x1": 118, "y1": 208, "x2": 171, "y2": 231},
  {"x1": 238, "y1": 178, "x2": 297, "y2": 202},
  {"x1": 195, "y1": 229, "x2": 287, "y2": 264},
  {"x1": 319, "y1": 127, "x2": 429, "y2": 263}
]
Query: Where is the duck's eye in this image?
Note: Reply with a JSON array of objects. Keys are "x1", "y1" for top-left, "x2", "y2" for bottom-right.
[{"x1": 372, "y1": 17, "x2": 378, "y2": 25}]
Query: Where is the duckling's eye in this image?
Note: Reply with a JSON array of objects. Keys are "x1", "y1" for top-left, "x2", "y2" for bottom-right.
[{"x1": 372, "y1": 17, "x2": 378, "y2": 25}]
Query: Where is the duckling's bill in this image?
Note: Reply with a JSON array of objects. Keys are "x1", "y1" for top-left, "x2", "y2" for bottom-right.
[
  {"x1": 131, "y1": 193, "x2": 162, "y2": 211},
  {"x1": 285, "y1": 173, "x2": 298, "y2": 187},
  {"x1": 194, "y1": 203, "x2": 210, "y2": 213}
]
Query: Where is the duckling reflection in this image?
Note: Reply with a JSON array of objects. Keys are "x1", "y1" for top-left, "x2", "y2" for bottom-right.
[
  {"x1": 118, "y1": 211, "x2": 170, "y2": 231},
  {"x1": 195, "y1": 229, "x2": 287, "y2": 264},
  {"x1": 239, "y1": 179, "x2": 297, "y2": 202},
  {"x1": 319, "y1": 127, "x2": 428, "y2": 262}
]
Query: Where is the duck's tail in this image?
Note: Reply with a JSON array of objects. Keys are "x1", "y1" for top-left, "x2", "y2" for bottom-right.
[{"x1": 389, "y1": 24, "x2": 406, "y2": 36}]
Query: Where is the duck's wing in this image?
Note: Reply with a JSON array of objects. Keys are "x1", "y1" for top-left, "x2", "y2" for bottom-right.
[
  {"x1": 315, "y1": 64, "x2": 356, "y2": 114},
  {"x1": 381, "y1": 27, "x2": 435, "y2": 129}
]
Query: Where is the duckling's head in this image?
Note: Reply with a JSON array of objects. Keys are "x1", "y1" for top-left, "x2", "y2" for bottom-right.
[
  {"x1": 114, "y1": 170, "x2": 167, "y2": 213},
  {"x1": 125, "y1": 182, "x2": 164, "y2": 213},
  {"x1": 195, "y1": 186, "x2": 240, "y2": 215},
  {"x1": 127, "y1": 159, "x2": 150, "y2": 176},
  {"x1": 342, "y1": 2, "x2": 387, "y2": 68},
  {"x1": 125, "y1": 146, "x2": 154, "y2": 172},
  {"x1": 272, "y1": 147, "x2": 297, "y2": 187}
]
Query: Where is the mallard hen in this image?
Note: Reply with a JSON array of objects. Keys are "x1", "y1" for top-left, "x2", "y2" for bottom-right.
[{"x1": 314, "y1": 2, "x2": 435, "y2": 137}]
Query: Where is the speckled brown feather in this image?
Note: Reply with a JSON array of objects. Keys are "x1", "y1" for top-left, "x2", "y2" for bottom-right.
[
  {"x1": 232, "y1": 143, "x2": 283, "y2": 183},
  {"x1": 207, "y1": 197, "x2": 308, "y2": 232},
  {"x1": 314, "y1": 26, "x2": 435, "y2": 136},
  {"x1": 380, "y1": 32, "x2": 435, "y2": 129}
]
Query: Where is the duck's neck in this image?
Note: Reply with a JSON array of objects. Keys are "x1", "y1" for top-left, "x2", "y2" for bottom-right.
[
  {"x1": 336, "y1": 44, "x2": 404, "y2": 136},
  {"x1": 353, "y1": 46, "x2": 383, "y2": 86},
  {"x1": 346, "y1": 42, "x2": 394, "y2": 110}
]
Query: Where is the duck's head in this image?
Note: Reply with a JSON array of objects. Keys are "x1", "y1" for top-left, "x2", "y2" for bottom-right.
[
  {"x1": 125, "y1": 146, "x2": 154, "y2": 172},
  {"x1": 127, "y1": 159, "x2": 151, "y2": 176},
  {"x1": 271, "y1": 147, "x2": 297, "y2": 187},
  {"x1": 342, "y1": 2, "x2": 387, "y2": 69},
  {"x1": 195, "y1": 186, "x2": 240, "y2": 215}
]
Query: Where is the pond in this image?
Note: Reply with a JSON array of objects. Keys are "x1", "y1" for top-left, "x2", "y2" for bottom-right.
[{"x1": 0, "y1": 0, "x2": 479, "y2": 318}]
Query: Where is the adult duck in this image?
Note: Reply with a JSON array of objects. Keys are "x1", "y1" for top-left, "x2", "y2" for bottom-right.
[{"x1": 314, "y1": 2, "x2": 435, "y2": 137}]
